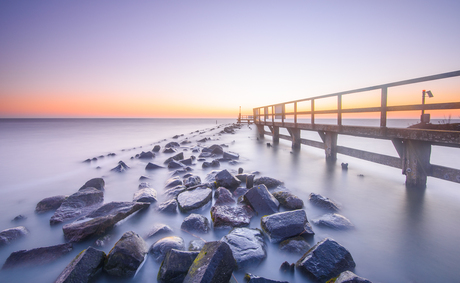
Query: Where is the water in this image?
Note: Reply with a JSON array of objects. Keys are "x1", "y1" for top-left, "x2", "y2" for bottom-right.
[{"x1": 0, "y1": 118, "x2": 460, "y2": 283}]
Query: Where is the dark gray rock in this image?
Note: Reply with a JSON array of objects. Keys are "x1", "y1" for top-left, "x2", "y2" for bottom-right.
[
  {"x1": 94, "y1": 234, "x2": 112, "y2": 247},
  {"x1": 147, "y1": 224, "x2": 173, "y2": 238},
  {"x1": 62, "y1": 202, "x2": 149, "y2": 242},
  {"x1": 165, "y1": 141, "x2": 180, "y2": 148},
  {"x1": 214, "y1": 187, "x2": 235, "y2": 206},
  {"x1": 234, "y1": 187, "x2": 249, "y2": 198},
  {"x1": 279, "y1": 236, "x2": 311, "y2": 255},
  {"x1": 133, "y1": 187, "x2": 157, "y2": 203},
  {"x1": 180, "y1": 158, "x2": 194, "y2": 165},
  {"x1": 158, "y1": 249, "x2": 200, "y2": 283},
  {"x1": 164, "y1": 152, "x2": 185, "y2": 164},
  {"x1": 221, "y1": 227, "x2": 266, "y2": 269},
  {"x1": 244, "y1": 273, "x2": 289, "y2": 283},
  {"x1": 138, "y1": 151, "x2": 155, "y2": 159},
  {"x1": 261, "y1": 209, "x2": 314, "y2": 243},
  {"x1": 150, "y1": 236, "x2": 185, "y2": 262},
  {"x1": 55, "y1": 247, "x2": 106, "y2": 283},
  {"x1": 215, "y1": 169, "x2": 241, "y2": 191},
  {"x1": 335, "y1": 270, "x2": 373, "y2": 283},
  {"x1": 163, "y1": 148, "x2": 177, "y2": 153},
  {"x1": 210, "y1": 205, "x2": 253, "y2": 229},
  {"x1": 246, "y1": 174, "x2": 255, "y2": 189},
  {"x1": 202, "y1": 159, "x2": 220, "y2": 168},
  {"x1": 164, "y1": 185, "x2": 187, "y2": 200},
  {"x1": 309, "y1": 193, "x2": 341, "y2": 211},
  {"x1": 279, "y1": 261, "x2": 295, "y2": 273},
  {"x1": 188, "y1": 240, "x2": 205, "y2": 251},
  {"x1": 312, "y1": 213, "x2": 354, "y2": 230},
  {"x1": 208, "y1": 144, "x2": 224, "y2": 154},
  {"x1": 204, "y1": 170, "x2": 220, "y2": 182},
  {"x1": 165, "y1": 177, "x2": 183, "y2": 188},
  {"x1": 79, "y1": 178, "x2": 105, "y2": 191},
  {"x1": 158, "y1": 199, "x2": 178, "y2": 213},
  {"x1": 243, "y1": 184, "x2": 279, "y2": 215},
  {"x1": 152, "y1": 145, "x2": 161, "y2": 152},
  {"x1": 145, "y1": 162, "x2": 164, "y2": 170},
  {"x1": 104, "y1": 231, "x2": 147, "y2": 278},
  {"x1": 199, "y1": 152, "x2": 213, "y2": 158},
  {"x1": 296, "y1": 238, "x2": 356, "y2": 283},
  {"x1": 181, "y1": 213, "x2": 210, "y2": 233},
  {"x1": 0, "y1": 226, "x2": 29, "y2": 246},
  {"x1": 223, "y1": 151, "x2": 239, "y2": 159},
  {"x1": 12, "y1": 215, "x2": 26, "y2": 222},
  {"x1": 168, "y1": 160, "x2": 186, "y2": 169},
  {"x1": 177, "y1": 187, "x2": 212, "y2": 212},
  {"x1": 184, "y1": 175, "x2": 201, "y2": 188},
  {"x1": 183, "y1": 241, "x2": 236, "y2": 283},
  {"x1": 50, "y1": 188, "x2": 104, "y2": 225},
  {"x1": 253, "y1": 177, "x2": 283, "y2": 189},
  {"x1": 2, "y1": 243, "x2": 73, "y2": 269},
  {"x1": 36, "y1": 195, "x2": 68, "y2": 213},
  {"x1": 272, "y1": 190, "x2": 304, "y2": 210},
  {"x1": 111, "y1": 161, "x2": 130, "y2": 172}
]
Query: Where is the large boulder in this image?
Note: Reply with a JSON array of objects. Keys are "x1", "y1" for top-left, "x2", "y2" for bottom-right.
[
  {"x1": 215, "y1": 169, "x2": 241, "y2": 191},
  {"x1": 309, "y1": 193, "x2": 340, "y2": 211},
  {"x1": 295, "y1": 238, "x2": 356, "y2": 283},
  {"x1": 221, "y1": 228, "x2": 266, "y2": 269},
  {"x1": 183, "y1": 175, "x2": 201, "y2": 188},
  {"x1": 133, "y1": 187, "x2": 157, "y2": 203},
  {"x1": 312, "y1": 213, "x2": 354, "y2": 230},
  {"x1": 243, "y1": 185, "x2": 279, "y2": 215},
  {"x1": 335, "y1": 270, "x2": 373, "y2": 283},
  {"x1": 253, "y1": 177, "x2": 283, "y2": 189},
  {"x1": 35, "y1": 195, "x2": 68, "y2": 213},
  {"x1": 181, "y1": 213, "x2": 210, "y2": 233},
  {"x1": 79, "y1": 178, "x2": 105, "y2": 191},
  {"x1": 158, "y1": 249, "x2": 200, "y2": 283},
  {"x1": 214, "y1": 187, "x2": 235, "y2": 206},
  {"x1": 260, "y1": 209, "x2": 314, "y2": 243},
  {"x1": 2, "y1": 243, "x2": 73, "y2": 269},
  {"x1": 50, "y1": 188, "x2": 104, "y2": 225},
  {"x1": 104, "y1": 231, "x2": 147, "y2": 278},
  {"x1": 55, "y1": 247, "x2": 106, "y2": 283},
  {"x1": 210, "y1": 205, "x2": 253, "y2": 229},
  {"x1": 207, "y1": 144, "x2": 224, "y2": 154},
  {"x1": 62, "y1": 202, "x2": 149, "y2": 242},
  {"x1": 0, "y1": 226, "x2": 29, "y2": 246},
  {"x1": 279, "y1": 236, "x2": 311, "y2": 255},
  {"x1": 183, "y1": 241, "x2": 236, "y2": 283},
  {"x1": 272, "y1": 190, "x2": 304, "y2": 210},
  {"x1": 177, "y1": 187, "x2": 212, "y2": 212},
  {"x1": 150, "y1": 236, "x2": 185, "y2": 262}
]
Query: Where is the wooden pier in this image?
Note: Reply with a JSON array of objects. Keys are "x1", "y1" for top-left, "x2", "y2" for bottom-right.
[{"x1": 252, "y1": 70, "x2": 460, "y2": 188}]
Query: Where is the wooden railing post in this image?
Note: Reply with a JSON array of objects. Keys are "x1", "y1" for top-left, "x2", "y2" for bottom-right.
[
  {"x1": 294, "y1": 102, "x2": 297, "y2": 126},
  {"x1": 337, "y1": 94, "x2": 342, "y2": 127},
  {"x1": 380, "y1": 87, "x2": 388, "y2": 128},
  {"x1": 311, "y1": 99, "x2": 315, "y2": 125}
]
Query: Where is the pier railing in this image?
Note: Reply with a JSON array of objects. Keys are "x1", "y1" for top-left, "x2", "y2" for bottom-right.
[{"x1": 252, "y1": 70, "x2": 460, "y2": 188}]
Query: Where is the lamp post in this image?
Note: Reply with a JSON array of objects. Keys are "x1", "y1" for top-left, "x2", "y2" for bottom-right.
[{"x1": 421, "y1": 90, "x2": 433, "y2": 123}]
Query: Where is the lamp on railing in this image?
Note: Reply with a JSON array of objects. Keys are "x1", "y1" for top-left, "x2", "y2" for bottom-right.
[{"x1": 421, "y1": 90, "x2": 434, "y2": 123}]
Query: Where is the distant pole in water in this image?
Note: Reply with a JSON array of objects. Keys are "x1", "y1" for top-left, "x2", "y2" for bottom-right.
[{"x1": 238, "y1": 106, "x2": 241, "y2": 123}]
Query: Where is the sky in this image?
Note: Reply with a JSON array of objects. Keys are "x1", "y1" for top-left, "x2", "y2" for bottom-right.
[{"x1": 0, "y1": 0, "x2": 459, "y2": 118}]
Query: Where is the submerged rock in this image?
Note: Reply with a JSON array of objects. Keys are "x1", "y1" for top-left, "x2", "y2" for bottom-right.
[
  {"x1": 215, "y1": 169, "x2": 241, "y2": 191},
  {"x1": 164, "y1": 152, "x2": 185, "y2": 164},
  {"x1": 181, "y1": 213, "x2": 210, "y2": 234},
  {"x1": 55, "y1": 246, "x2": 106, "y2": 283},
  {"x1": 147, "y1": 224, "x2": 173, "y2": 238},
  {"x1": 158, "y1": 199, "x2": 178, "y2": 213},
  {"x1": 79, "y1": 178, "x2": 105, "y2": 191},
  {"x1": 279, "y1": 236, "x2": 311, "y2": 255},
  {"x1": 309, "y1": 193, "x2": 341, "y2": 211},
  {"x1": 261, "y1": 209, "x2": 314, "y2": 243},
  {"x1": 335, "y1": 270, "x2": 373, "y2": 283},
  {"x1": 165, "y1": 141, "x2": 180, "y2": 148},
  {"x1": 243, "y1": 184, "x2": 279, "y2": 215},
  {"x1": 210, "y1": 205, "x2": 253, "y2": 229},
  {"x1": 150, "y1": 236, "x2": 185, "y2": 262},
  {"x1": 152, "y1": 145, "x2": 161, "y2": 152},
  {"x1": 138, "y1": 151, "x2": 155, "y2": 159},
  {"x1": 272, "y1": 190, "x2": 304, "y2": 210},
  {"x1": 133, "y1": 187, "x2": 157, "y2": 203},
  {"x1": 2, "y1": 243, "x2": 73, "y2": 269},
  {"x1": 0, "y1": 226, "x2": 29, "y2": 246},
  {"x1": 188, "y1": 240, "x2": 205, "y2": 251},
  {"x1": 177, "y1": 187, "x2": 212, "y2": 212},
  {"x1": 183, "y1": 175, "x2": 201, "y2": 188},
  {"x1": 158, "y1": 249, "x2": 200, "y2": 283},
  {"x1": 164, "y1": 185, "x2": 187, "y2": 200},
  {"x1": 35, "y1": 195, "x2": 69, "y2": 213},
  {"x1": 165, "y1": 177, "x2": 183, "y2": 188},
  {"x1": 214, "y1": 187, "x2": 235, "y2": 206},
  {"x1": 221, "y1": 227, "x2": 266, "y2": 269},
  {"x1": 168, "y1": 160, "x2": 186, "y2": 169},
  {"x1": 253, "y1": 176, "x2": 283, "y2": 189},
  {"x1": 145, "y1": 162, "x2": 164, "y2": 170},
  {"x1": 312, "y1": 213, "x2": 354, "y2": 230},
  {"x1": 244, "y1": 273, "x2": 290, "y2": 283},
  {"x1": 111, "y1": 161, "x2": 130, "y2": 172},
  {"x1": 223, "y1": 151, "x2": 239, "y2": 159}
]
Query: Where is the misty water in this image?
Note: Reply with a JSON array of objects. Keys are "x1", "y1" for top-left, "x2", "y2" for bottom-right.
[{"x1": 0, "y1": 118, "x2": 459, "y2": 283}]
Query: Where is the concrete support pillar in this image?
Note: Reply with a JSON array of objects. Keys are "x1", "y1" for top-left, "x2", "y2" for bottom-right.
[
  {"x1": 324, "y1": 132, "x2": 338, "y2": 162},
  {"x1": 287, "y1": 128, "x2": 301, "y2": 150},
  {"x1": 272, "y1": 126, "x2": 280, "y2": 144},
  {"x1": 402, "y1": 140, "x2": 431, "y2": 188},
  {"x1": 256, "y1": 124, "x2": 265, "y2": 139}
]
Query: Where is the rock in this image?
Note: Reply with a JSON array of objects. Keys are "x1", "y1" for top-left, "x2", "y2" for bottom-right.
[
  {"x1": 279, "y1": 236, "x2": 311, "y2": 255},
  {"x1": 214, "y1": 187, "x2": 235, "y2": 206},
  {"x1": 223, "y1": 151, "x2": 239, "y2": 159},
  {"x1": 147, "y1": 224, "x2": 173, "y2": 238},
  {"x1": 163, "y1": 148, "x2": 177, "y2": 153},
  {"x1": 138, "y1": 151, "x2": 155, "y2": 159},
  {"x1": 238, "y1": 168, "x2": 244, "y2": 174},
  {"x1": 234, "y1": 187, "x2": 249, "y2": 198},
  {"x1": 309, "y1": 193, "x2": 340, "y2": 211},
  {"x1": 204, "y1": 170, "x2": 221, "y2": 182},
  {"x1": 164, "y1": 185, "x2": 187, "y2": 200},
  {"x1": 165, "y1": 141, "x2": 180, "y2": 148},
  {"x1": 164, "y1": 152, "x2": 185, "y2": 164},
  {"x1": 55, "y1": 247, "x2": 106, "y2": 283},
  {"x1": 181, "y1": 213, "x2": 210, "y2": 233},
  {"x1": 221, "y1": 227, "x2": 266, "y2": 269},
  {"x1": 312, "y1": 213, "x2": 354, "y2": 230},
  {"x1": 152, "y1": 145, "x2": 161, "y2": 152},
  {"x1": 180, "y1": 158, "x2": 194, "y2": 165},
  {"x1": 104, "y1": 231, "x2": 147, "y2": 278},
  {"x1": 295, "y1": 238, "x2": 356, "y2": 283},
  {"x1": 272, "y1": 190, "x2": 304, "y2": 210},
  {"x1": 111, "y1": 161, "x2": 130, "y2": 172},
  {"x1": 208, "y1": 144, "x2": 224, "y2": 154},
  {"x1": 133, "y1": 187, "x2": 157, "y2": 203},
  {"x1": 253, "y1": 177, "x2": 283, "y2": 189},
  {"x1": 62, "y1": 202, "x2": 149, "y2": 242},
  {"x1": 341, "y1": 163, "x2": 349, "y2": 170},
  {"x1": 280, "y1": 261, "x2": 295, "y2": 273},
  {"x1": 215, "y1": 169, "x2": 241, "y2": 191},
  {"x1": 243, "y1": 184, "x2": 279, "y2": 215},
  {"x1": 244, "y1": 273, "x2": 289, "y2": 283},
  {"x1": 0, "y1": 226, "x2": 29, "y2": 246},
  {"x1": 158, "y1": 249, "x2": 200, "y2": 283},
  {"x1": 210, "y1": 205, "x2": 253, "y2": 229},
  {"x1": 183, "y1": 241, "x2": 236, "y2": 283},
  {"x1": 12, "y1": 215, "x2": 27, "y2": 222},
  {"x1": 35, "y1": 195, "x2": 68, "y2": 213},
  {"x1": 202, "y1": 160, "x2": 220, "y2": 168},
  {"x1": 165, "y1": 177, "x2": 183, "y2": 188},
  {"x1": 197, "y1": 138, "x2": 208, "y2": 143},
  {"x1": 168, "y1": 160, "x2": 186, "y2": 169},
  {"x1": 184, "y1": 175, "x2": 201, "y2": 188},
  {"x1": 2, "y1": 243, "x2": 73, "y2": 269},
  {"x1": 177, "y1": 187, "x2": 212, "y2": 212},
  {"x1": 79, "y1": 178, "x2": 105, "y2": 191},
  {"x1": 139, "y1": 176, "x2": 151, "y2": 181},
  {"x1": 150, "y1": 236, "x2": 185, "y2": 262},
  {"x1": 158, "y1": 199, "x2": 178, "y2": 213},
  {"x1": 261, "y1": 209, "x2": 314, "y2": 243},
  {"x1": 188, "y1": 240, "x2": 205, "y2": 251},
  {"x1": 199, "y1": 152, "x2": 213, "y2": 158},
  {"x1": 145, "y1": 162, "x2": 164, "y2": 170},
  {"x1": 95, "y1": 234, "x2": 112, "y2": 247},
  {"x1": 50, "y1": 188, "x2": 104, "y2": 225},
  {"x1": 335, "y1": 270, "x2": 373, "y2": 283}
]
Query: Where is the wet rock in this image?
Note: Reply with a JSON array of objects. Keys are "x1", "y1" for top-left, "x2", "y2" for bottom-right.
[
  {"x1": 188, "y1": 240, "x2": 205, "y2": 251},
  {"x1": 197, "y1": 138, "x2": 208, "y2": 143},
  {"x1": 139, "y1": 176, "x2": 151, "y2": 181},
  {"x1": 150, "y1": 236, "x2": 185, "y2": 262},
  {"x1": 152, "y1": 145, "x2": 161, "y2": 152},
  {"x1": 199, "y1": 152, "x2": 213, "y2": 158},
  {"x1": 55, "y1": 247, "x2": 106, "y2": 283},
  {"x1": 168, "y1": 160, "x2": 186, "y2": 169},
  {"x1": 133, "y1": 187, "x2": 157, "y2": 203},
  {"x1": 280, "y1": 261, "x2": 295, "y2": 273},
  {"x1": 215, "y1": 169, "x2": 241, "y2": 191},
  {"x1": 312, "y1": 213, "x2": 354, "y2": 230},
  {"x1": 35, "y1": 195, "x2": 68, "y2": 213},
  {"x1": 165, "y1": 177, "x2": 183, "y2": 188},
  {"x1": 158, "y1": 199, "x2": 178, "y2": 213},
  {"x1": 50, "y1": 188, "x2": 104, "y2": 225},
  {"x1": 164, "y1": 152, "x2": 185, "y2": 164},
  {"x1": 261, "y1": 209, "x2": 314, "y2": 243},
  {"x1": 145, "y1": 162, "x2": 164, "y2": 170},
  {"x1": 12, "y1": 215, "x2": 27, "y2": 222},
  {"x1": 295, "y1": 238, "x2": 356, "y2": 283},
  {"x1": 207, "y1": 144, "x2": 224, "y2": 154},
  {"x1": 309, "y1": 193, "x2": 340, "y2": 211},
  {"x1": 223, "y1": 151, "x2": 239, "y2": 159},
  {"x1": 111, "y1": 161, "x2": 130, "y2": 172},
  {"x1": 244, "y1": 273, "x2": 289, "y2": 283},
  {"x1": 147, "y1": 224, "x2": 173, "y2": 238},
  {"x1": 184, "y1": 175, "x2": 201, "y2": 188},
  {"x1": 204, "y1": 170, "x2": 221, "y2": 182},
  {"x1": 181, "y1": 213, "x2": 210, "y2": 233},
  {"x1": 163, "y1": 148, "x2": 177, "y2": 153},
  {"x1": 183, "y1": 241, "x2": 236, "y2": 283},
  {"x1": 243, "y1": 184, "x2": 279, "y2": 215},
  {"x1": 62, "y1": 202, "x2": 149, "y2": 242},
  {"x1": 104, "y1": 231, "x2": 147, "y2": 278},
  {"x1": 177, "y1": 187, "x2": 212, "y2": 212},
  {"x1": 107, "y1": 153, "x2": 116, "y2": 157},
  {"x1": 164, "y1": 185, "x2": 187, "y2": 200},
  {"x1": 253, "y1": 177, "x2": 283, "y2": 189},
  {"x1": 335, "y1": 270, "x2": 373, "y2": 283},
  {"x1": 0, "y1": 226, "x2": 29, "y2": 246},
  {"x1": 210, "y1": 205, "x2": 253, "y2": 229},
  {"x1": 158, "y1": 249, "x2": 200, "y2": 283},
  {"x1": 202, "y1": 159, "x2": 220, "y2": 168},
  {"x1": 2, "y1": 243, "x2": 73, "y2": 269},
  {"x1": 165, "y1": 141, "x2": 180, "y2": 148},
  {"x1": 79, "y1": 178, "x2": 105, "y2": 191},
  {"x1": 221, "y1": 227, "x2": 266, "y2": 269},
  {"x1": 180, "y1": 158, "x2": 194, "y2": 166},
  {"x1": 272, "y1": 190, "x2": 304, "y2": 210},
  {"x1": 138, "y1": 151, "x2": 155, "y2": 159},
  {"x1": 214, "y1": 187, "x2": 235, "y2": 206},
  {"x1": 95, "y1": 234, "x2": 112, "y2": 247},
  {"x1": 234, "y1": 187, "x2": 249, "y2": 198},
  {"x1": 279, "y1": 236, "x2": 311, "y2": 255}
]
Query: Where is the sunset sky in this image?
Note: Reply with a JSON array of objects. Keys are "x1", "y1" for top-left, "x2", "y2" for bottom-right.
[{"x1": 1, "y1": 1, "x2": 459, "y2": 118}]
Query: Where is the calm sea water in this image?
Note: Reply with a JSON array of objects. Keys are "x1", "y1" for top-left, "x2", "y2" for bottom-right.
[{"x1": 0, "y1": 118, "x2": 459, "y2": 283}]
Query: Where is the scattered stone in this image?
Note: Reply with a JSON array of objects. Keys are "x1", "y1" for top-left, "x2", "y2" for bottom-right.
[
  {"x1": 165, "y1": 177, "x2": 183, "y2": 188},
  {"x1": 138, "y1": 151, "x2": 155, "y2": 159},
  {"x1": 110, "y1": 161, "x2": 130, "y2": 172},
  {"x1": 202, "y1": 160, "x2": 220, "y2": 168},
  {"x1": 107, "y1": 153, "x2": 116, "y2": 157},
  {"x1": 188, "y1": 240, "x2": 205, "y2": 251},
  {"x1": 139, "y1": 175, "x2": 151, "y2": 180},
  {"x1": 12, "y1": 215, "x2": 27, "y2": 222},
  {"x1": 164, "y1": 152, "x2": 185, "y2": 164},
  {"x1": 147, "y1": 224, "x2": 173, "y2": 238},
  {"x1": 214, "y1": 187, "x2": 235, "y2": 206},
  {"x1": 2, "y1": 243, "x2": 73, "y2": 269},
  {"x1": 279, "y1": 236, "x2": 311, "y2": 255},
  {"x1": 79, "y1": 178, "x2": 105, "y2": 191},
  {"x1": 238, "y1": 167, "x2": 244, "y2": 174},
  {"x1": 183, "y1": 241, "x2": 236, "y2": 283},
  {"x1": 215, "y1": 169, "x2": 241, "y2": 191},
  {"x1": 243, "y1": 184, "x2": 279, "y2": 215},
  {"x1": 0, "y1": 226, "x2": 29, "y2": 246},
  {"x1": 253, "y1": 177, "x2": 283, "y2": 189},
  {"x1": 197, "y1": 138, "x2": 208, "y2": 143},
  {"x1": 158, "y1": 199, "x2": 178, "y2": 213},
  {"x1": 55, "y1": 247, "x2": 106, "y2": 283},
  {"x1": 146, "y1": 162, "x2": 164, "y2": 170},
  {"x1": 152, "y1": 145, "x2": 161, "y2": 152},
  {"x1": 312, "y1": 213, "x2": 354, "y2": 230},
  {"x1": 234, "y1": 187, "x2": 249, "y2": 198},
  {"x1": 211, "y1": 205, "x2": 253, "y2": 229},
  {"x1": 223, "y1": 151, "x2": 239, "y2": 159},
  {"x1": 208, "y1": 144, "x2": 224, "y2": 154},
  {"x1": 133, "y1": 187, "x2": 157, "y2": 203},
  {"x1": 104, "y1": 231, "x2": 147, "y2": 278},
  {"x1": 335, "y1": 270, "x2": 372, "y2": 283},
  {"x1": 183, "y1": 175, "x2": 201, "y2": 188},
  {"x1": 168, "y1": 160, "x2": 186, "y2": 169},
  {"x1": 158, "y1": 249, "x2": 200, "y2": 283},
  {"x1": 272, "y1": 190, "x2": 304, "y2": 210},
  {"x1": 163, "y1": 148, "x2": 177, "y2": 153},
  {"x1": 280, "y1": 261, "x2": 295, "y2": 273},
  {"x1": 181, "y1": 213, "x2": 210, "y2": 233},
  {"x1": 35, "y1": 195, "x2": 68, "y2": 213},
  {"x1": 199, "y1": 152, "x2": 213, "y2": 158},
  {"x1": 261, "y1": 209, "x2": 314, "y2": 243},
  {"x1": 221, "y1": 227, "x2": 266, "y2": 269},
  {"x1": 150, "y1": 236, "x2": 185, "y2": 262},
  {"x1": 341, "y1": 163, "x2": 348, "y2": 170},
  {"x1": 309, "y1": 193, "x2": 341, "y2": 211},
  {"x1": 95, "y1": 234, "x2": 112, "y2": 247},
  {"x1": 164, "y1": 185, "x2": 187, "y2": 200},
  {"x1": 244, "y1": 273, "x2": 289, "y2": 283},
  {"x1": 180, "y1": 158, "x2": 194, "y2": 165},
  {"x1": 177, "y1": 187, "x2": 212, "y2": 212},
  {"x1": 295, "y1": 238, "x2": 356, "y2": 283}
]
